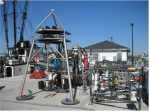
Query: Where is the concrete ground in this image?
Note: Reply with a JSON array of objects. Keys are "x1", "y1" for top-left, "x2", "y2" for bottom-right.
[{"x1": 0, "y1": 75, "x2": 148, "y2": 110}]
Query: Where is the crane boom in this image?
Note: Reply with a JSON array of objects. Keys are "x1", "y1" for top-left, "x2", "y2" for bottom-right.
[
  {"x1": 2, "y1": 0, "x2": 9, "y2": 54},
  {"x1": 13, "y1": 0, "x2": 17, "y2": 47},
  {"x1": 19, "y1": 0, "x2": 28, "y2": 42}
]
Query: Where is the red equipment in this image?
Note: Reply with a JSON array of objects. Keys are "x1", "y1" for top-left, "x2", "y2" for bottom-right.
[
  {"x1": 82, "y1": 54, "x2": 89, "y2": 70},
  {"x1": 134, "y1": 76, "x2": 144, "y2": 81},
  {"x1": 30, "y1": 71, "x2": 47, "y2": 79}
]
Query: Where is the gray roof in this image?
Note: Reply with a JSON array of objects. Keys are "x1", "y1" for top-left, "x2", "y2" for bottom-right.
[{"x1": 85, "y1": 40, "x2": 129, "y2": 51}]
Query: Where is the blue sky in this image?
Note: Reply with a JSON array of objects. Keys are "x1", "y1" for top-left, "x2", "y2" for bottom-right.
[{"x1": 0, "y1": 1, "x2": 148, "y2": 54}]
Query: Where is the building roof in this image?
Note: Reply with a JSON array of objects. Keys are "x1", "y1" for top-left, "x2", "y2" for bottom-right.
[{"x1": 85, "y1": 40, "x2": 129, "y2": 51}]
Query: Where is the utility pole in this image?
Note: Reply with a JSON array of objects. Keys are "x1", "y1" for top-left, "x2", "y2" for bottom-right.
[
  {"x1": 13, "y1": 0, "x2": 17, "y2": 47},
  {"x1": 130, "y1": 23, "x2": 134, "y2": 66}
]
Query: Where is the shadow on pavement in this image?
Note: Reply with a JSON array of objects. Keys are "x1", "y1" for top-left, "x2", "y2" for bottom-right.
[
  {"x1": 126, "y1": 103, "x2": 137, "y2": 110},
  {"x1": 0, "y1": 86, "x2": 5, "y2": 90}
]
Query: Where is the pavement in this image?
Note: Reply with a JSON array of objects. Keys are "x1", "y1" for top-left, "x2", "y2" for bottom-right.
[{"x1": 0, "y1": 75, "x2": 148, "y2": 110}]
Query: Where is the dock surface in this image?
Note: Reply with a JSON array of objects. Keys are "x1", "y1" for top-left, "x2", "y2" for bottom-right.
[{"x1": 0, "y1": 75, "x2": 148, "y2": 110}]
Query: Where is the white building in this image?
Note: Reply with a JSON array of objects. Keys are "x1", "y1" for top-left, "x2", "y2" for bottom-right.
[{"x1": 85, "y1": 40, "x2": 129, "y2": 65}]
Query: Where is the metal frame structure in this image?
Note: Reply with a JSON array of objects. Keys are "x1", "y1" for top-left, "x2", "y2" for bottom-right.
[{"x1": 16, "y1": 10, "x2": 78, "y2": 104}]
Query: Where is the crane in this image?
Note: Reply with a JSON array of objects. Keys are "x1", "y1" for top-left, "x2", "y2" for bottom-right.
[
  {"x1": 19, "y1": 0, "x2": 28, "y2": 42},
  {"x1": 2, "y1": 0, "x2": 9, "y2": 54},
  {"x1": 13, "y1": 0, "x2": 17, "y2": 47}
]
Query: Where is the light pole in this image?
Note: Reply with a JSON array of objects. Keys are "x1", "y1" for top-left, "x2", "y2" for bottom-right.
[{"x1": 130, "y1": 23, "x2": 134, "y2": 66}]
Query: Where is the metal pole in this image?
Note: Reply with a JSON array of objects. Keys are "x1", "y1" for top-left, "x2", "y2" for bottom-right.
[
  {"x1": 63, "y1": 31, "x2": 73, "y2": 102},
  {"x1": 138, "y1": 67, "x2": 143, "y2": 110},
  {"x1": 130, "y1": 23, "x2": 134, "y2": 66},
  {"x1": 73, "y1": 54, "x2": 78, "y2": 100},
  {"x1": 20, "y1": 40, "x2": 35, "y2": 96},
  {"x1": 46, "y1": 44, "x2": 49, "y2": 71},
  {"x1": 34, "y1": 11, "x2": 53, "y2": 30},
  {"x1": 18, "y1": 10, "x2": 54, "y2": 97}
]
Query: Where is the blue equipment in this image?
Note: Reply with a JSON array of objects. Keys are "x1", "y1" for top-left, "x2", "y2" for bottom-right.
[{"x1": 50, "y1": 58, "x2": 62, "y2": 71}]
